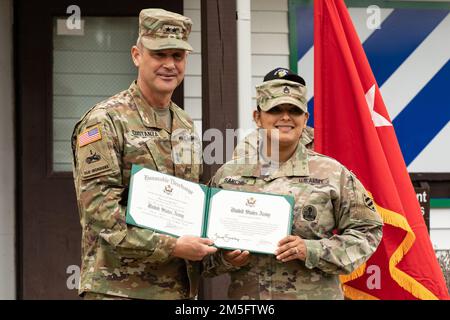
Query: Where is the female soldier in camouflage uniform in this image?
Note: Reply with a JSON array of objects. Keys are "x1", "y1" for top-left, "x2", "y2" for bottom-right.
[{"x1": 203, "y1": 68, "x2": 383, "y2": 300}]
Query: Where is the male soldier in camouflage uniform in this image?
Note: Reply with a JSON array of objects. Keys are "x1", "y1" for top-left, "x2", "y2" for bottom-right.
[
  {"x1": 71, "y1": 9, "x2": 216, "y2": 300},
  {"x1": 203, "y1": 68, "x2": 383, "y2": 299}
]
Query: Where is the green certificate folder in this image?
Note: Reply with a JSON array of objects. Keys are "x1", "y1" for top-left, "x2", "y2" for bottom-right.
[{"x1": 126, "y1": 164, "x2": 294, "y2": 254}]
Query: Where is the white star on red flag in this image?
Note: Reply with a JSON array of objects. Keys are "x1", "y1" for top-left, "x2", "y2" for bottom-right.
[{"x1": 365, "y1": 84, "x2": 392, "y2": 127}]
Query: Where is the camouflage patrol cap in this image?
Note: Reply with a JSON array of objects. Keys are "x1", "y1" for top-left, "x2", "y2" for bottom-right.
[
  {"x1": 138, "y1": 8, "x2": 193, "y2": 51},
  {"x1": 256, "y1": 68, "x2": 308, "y2": 113}
]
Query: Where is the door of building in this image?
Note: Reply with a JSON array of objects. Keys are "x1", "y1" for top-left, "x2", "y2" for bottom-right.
[{"x1": 16, "y1": 0, "x2": 183, "y2": 299}]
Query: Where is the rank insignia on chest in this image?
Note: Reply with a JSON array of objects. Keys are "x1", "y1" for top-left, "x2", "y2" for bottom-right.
[{"x1": 364, "y1": 195, "x2": 376, "y2": 212}]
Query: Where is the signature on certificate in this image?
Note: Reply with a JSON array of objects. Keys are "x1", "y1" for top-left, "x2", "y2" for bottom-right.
[{"x1": 211, "y1": 233, "x2": 242, "y2": 243}]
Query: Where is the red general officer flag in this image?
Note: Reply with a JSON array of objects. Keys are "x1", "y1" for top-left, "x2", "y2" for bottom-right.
[{"x1": 314, "y1": 0, "x2": 449, "y2": 299}]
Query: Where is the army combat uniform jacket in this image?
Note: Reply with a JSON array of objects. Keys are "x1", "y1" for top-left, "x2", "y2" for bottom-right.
[
  {"x1": 232, "y1": 126, "x2": 315, "y2": 159},
  {"x1": 71, "y1": 81, "x2": 201, "y2": 299},
  {"x1": 204, "y1": 131, "x2": 383, "y2": 299}
]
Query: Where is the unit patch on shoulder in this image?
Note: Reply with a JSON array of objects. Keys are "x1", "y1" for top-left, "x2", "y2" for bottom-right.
[
  {"x1": 78, "y1": 125, "x2": 102, "y2": 147},
  {"x1": 79, "y1": 147, "x2": 113, "y2": 179}
]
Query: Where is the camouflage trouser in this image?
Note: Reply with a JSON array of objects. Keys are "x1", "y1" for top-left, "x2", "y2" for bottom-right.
[
  {"x1": 83, "y1": 292, "x2": 197, "y2": 300},
  {"x1": 83, "y1": 292, "x2": 131, "y2": 300}
]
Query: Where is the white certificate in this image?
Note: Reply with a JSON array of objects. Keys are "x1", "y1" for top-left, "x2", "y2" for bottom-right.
[
  {"x1": 126, "y1": 165, "x2": 207, "y2": 238},
  {"x1": 126, "y1": 165, "x2": 294, "y2": 255},
  {"x1": 205, "y1": 188, "x2": 294, "y2": 255}
]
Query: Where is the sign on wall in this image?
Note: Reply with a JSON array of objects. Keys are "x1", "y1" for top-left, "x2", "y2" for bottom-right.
[
  {"x1": 415, "y1": 183, "x2": 431, "y2": 232},
  {"x1": 289, "y1": 0, "x2": 450, "y2": 173}
]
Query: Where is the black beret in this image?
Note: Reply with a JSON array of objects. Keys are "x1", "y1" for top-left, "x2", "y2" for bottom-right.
[{"x1": 263, "y1": 67, "x2": 306, "y2": 86}]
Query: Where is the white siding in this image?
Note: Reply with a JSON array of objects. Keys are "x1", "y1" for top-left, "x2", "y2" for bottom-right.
[
  {"x1": 0, "y1": 0, "x2": 16, "y2": 299},
  {"x1": 184, "y1": 0, "x2": 201, "y2": 10},
  {"x1": 430, "y1": 208, "x2": 450, "y2": 250},
  {"x1": 184, "y1": 1, "x2": 202, "y2": 137},
  {"x1": 249, "y1": 0, "x2": 290, "y2": 122},
  {"x1": 251, "y1": 0, "x2": 288, "y2": 11}
]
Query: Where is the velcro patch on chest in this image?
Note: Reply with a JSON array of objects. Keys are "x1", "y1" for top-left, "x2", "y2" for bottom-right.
[{"x1": 78, "y1": 125, "x2": 102, "y2": 147}]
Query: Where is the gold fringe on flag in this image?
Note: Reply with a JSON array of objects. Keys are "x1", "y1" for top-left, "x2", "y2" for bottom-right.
[{"x1": 340, "y1": 198, "x2": 439, "y2": 300}]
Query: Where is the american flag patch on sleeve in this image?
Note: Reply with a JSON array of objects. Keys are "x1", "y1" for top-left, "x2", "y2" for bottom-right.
[{"x1": 78, "y1": 125, "x2": 102, "y2": 147}]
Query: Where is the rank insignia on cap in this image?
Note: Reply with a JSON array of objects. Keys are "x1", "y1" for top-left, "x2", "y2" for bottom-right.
[
  {"x1": 78, "y1": 125, "x2": 102, "y2": 147},
  {"x1": 162, "y1": 24, "x2": 183, "y2": 38},
  {"x1": 275, "y1": 69, "x2": 288, "y2": 78}
]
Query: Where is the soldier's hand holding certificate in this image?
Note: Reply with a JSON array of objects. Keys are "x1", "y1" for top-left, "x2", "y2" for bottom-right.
[{"x1": 126, "y1": 165, "x2": 294, "y2": 254}]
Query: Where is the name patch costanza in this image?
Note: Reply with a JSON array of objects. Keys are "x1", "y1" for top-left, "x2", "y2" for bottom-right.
[{"x1": 131, "y1": 130, "x2": 160, "y2": 138}]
